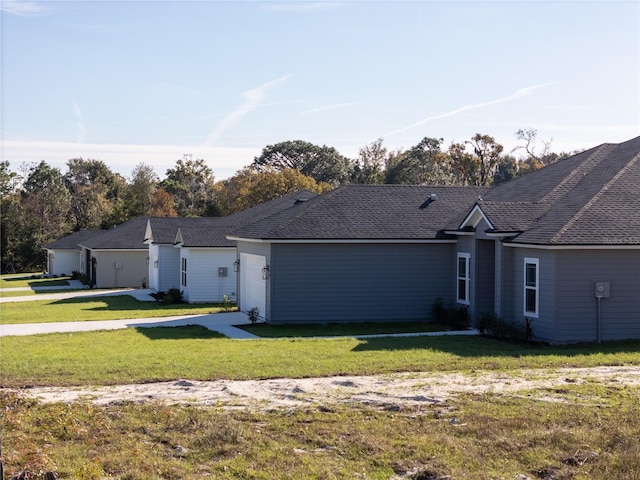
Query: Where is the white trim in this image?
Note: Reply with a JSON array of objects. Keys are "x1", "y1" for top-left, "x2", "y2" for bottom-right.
[
  {"x1": 459, "y1": 204, "x2": 494, "y2": 230},
  {"x1": 456, "y1": 252, "x2": 471, "y2": 305},
  {"x1": 443, "y1": 230, "x2": 476, "y2": 236},
  {"x1": 505, "y1": 243, "x2": 640, "y2": 250},
  {"x1": 523, "y1": 257, "x2": 539, "y2": 318},
  {"x1": 485, "y1": 231, "x2": 521, "y2": 238},
  {"x1": 227, "y1": 236, "x2": 457, "y2": 245}
]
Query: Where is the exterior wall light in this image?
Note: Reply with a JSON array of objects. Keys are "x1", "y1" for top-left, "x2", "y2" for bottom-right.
[
  {"x1": 233, "y1": 259, "x2": 240, "y2": 272},
  {"x1": 262, "y1": 265, "x2": 270, "y2": 280},
  {"x1": 154, "y1": 259, "x2": 159, "y2": 268},
  {"x1": 146, "y1": 256, "x2": 150, "y2": 265}
]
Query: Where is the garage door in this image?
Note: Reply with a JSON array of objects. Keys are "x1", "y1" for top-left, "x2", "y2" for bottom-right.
[{"x1": 240, "y1": 253, "x2": 266, "y2": 318}]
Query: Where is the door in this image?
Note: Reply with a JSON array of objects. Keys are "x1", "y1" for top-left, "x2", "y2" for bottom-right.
[{"x1": 239, "y1": 253, "x2": 267, "y2": 319}]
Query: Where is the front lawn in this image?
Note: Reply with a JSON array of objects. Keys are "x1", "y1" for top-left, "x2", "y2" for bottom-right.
[
  {"x1": 0, "y1": 295, "x2": 231, "y2": 325},
  {"x1": 241, "y1": 321, "x2": 458, "y2": 337},
  {"x1": 1, "y1": 327, "x2": 639, "y2": 387},
  {"x1": 0, "y1": 275, "x2": 71, "y2": 289}
]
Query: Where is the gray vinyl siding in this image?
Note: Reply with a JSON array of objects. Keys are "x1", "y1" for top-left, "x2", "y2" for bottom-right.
[
  {"x1": 502, "y1": 248, "x2": 557, "y2": 342},
  {"x1": 269, "y1": 243, "x2": 456, "y2": 324},
  {"x1": 556, "y1": 250, "x2": 640, "y2": 343}
]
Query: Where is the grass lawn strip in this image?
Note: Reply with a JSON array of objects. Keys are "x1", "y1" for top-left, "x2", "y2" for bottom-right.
[
  {"x1": 0, "y1": 295, "x2": 228, "y2": 324},
  {"x1": 2, "y1": 327, "x2": 640, "y2": 387},
  {"x1": 0, "y1": 275, "x2": 71, "y2": 289}
]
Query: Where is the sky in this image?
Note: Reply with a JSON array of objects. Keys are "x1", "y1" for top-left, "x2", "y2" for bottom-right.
[{"x1": 1, "y1": 0, "x2": 639, "y2": 181}]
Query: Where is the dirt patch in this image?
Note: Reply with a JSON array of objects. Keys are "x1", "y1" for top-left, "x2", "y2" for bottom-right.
[{"x1": 8, "y1": 366, "x2": 640, "y2": 410}]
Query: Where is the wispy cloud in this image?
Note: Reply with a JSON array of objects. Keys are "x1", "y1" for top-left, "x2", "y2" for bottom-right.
[
  {"x1": 72, "y1": 98, "x2": 86, "y2": 143},
  {"x1": 205, "y1": 74, "x2": 292, "y2": 146},
  {"x1": 301, "y1": 102, "x2": 361, "y2": 115},
  {"x1": 0, "y1": 0, "x2": 48, "y2": 16},
  {"x1": 383, "y1": 82, "x2": 555, "y2": 137}
]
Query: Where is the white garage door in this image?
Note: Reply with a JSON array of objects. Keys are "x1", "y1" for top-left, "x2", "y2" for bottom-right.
[{"x1": 240, "y1": 253, "x2": 266, "y2": 318}]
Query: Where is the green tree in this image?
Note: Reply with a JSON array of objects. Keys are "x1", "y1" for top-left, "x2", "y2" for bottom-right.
[
  {"x1": 17, "y1": 161, "x2": 72, "y2": 271},
  {"x1": 125, "y1": 162, "x2": 159, "y2": 217},
  {"x1": 385, "y1": 137, "x2": 451, "y2": 185},
  {"x1": 0, "y1": 161, "x2": 21, "y2": 273},
  {"x1": 468, "y1": 133, "x2": 504, "y2": 186},
  {"x1": 214, "y1": 166, "x2": 331, "y2": 215},
  {"x1": 493, "y1": 155, "x2": 519, "y2": 185},
  {"x1": 352, "y1": 138, "x2": 387, "y2": 184},
  {"x1": 160, "y1": 155, "x2": 216, "y2": 217},
  {"x1": 65, "y1": 158, "x2": 127, "y2": 229},
  {"x1": 252, "y1": 140, "x2": 353, "y2": 187}
]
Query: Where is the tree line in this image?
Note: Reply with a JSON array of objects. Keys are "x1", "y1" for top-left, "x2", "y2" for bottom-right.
[{"x1": 1, "y1": 129, "x2": 575, "y2": 273}]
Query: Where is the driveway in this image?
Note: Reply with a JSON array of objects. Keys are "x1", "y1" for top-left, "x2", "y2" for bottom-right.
[
  {"x1": 0, "y1": 283, "x2": 258, "y2": 339},
  {"x1": 1, "y1": 283, "x2": 478, "y2": 340}
]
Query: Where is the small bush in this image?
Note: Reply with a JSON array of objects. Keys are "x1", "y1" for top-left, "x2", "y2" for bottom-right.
[
  {"x1": 479, "y1": 311, "x2": 532, "y2": 341},
  {"x1": 248, "y1": 307, "x2": 260, "y2": 324},
  {"x1": 431, "y1": 297, "x2": 470, "y2": 330},
  {"x1": 222, "y1": 294, "x2": 235, "y2": 312},
  {"x1": 162, "y1": 288, "x2": 184, "y2": 305},
  {"x1": 71, "y1": 270, "x2": 90, "y2": 285}
]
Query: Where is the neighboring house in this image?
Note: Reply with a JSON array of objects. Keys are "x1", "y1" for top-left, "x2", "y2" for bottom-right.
[
  {"x1": 43, "y1": 230, "x2": 100, "y2": 277},
  {"x1": 144, "y1": 191, "x2": 319, "y2": 303},
  {"x1": 230, "y1": 136, "x2": 640, "y2": 343},
  {"x1": 78, "y1": 217, "x2": 150, "y2": 288},
  {"x1": 144, "y1": 217, "x2": 197, "y2": 294}
]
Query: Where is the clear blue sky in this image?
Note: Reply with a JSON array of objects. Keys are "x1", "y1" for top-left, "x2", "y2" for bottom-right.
[{"x1": 1, "y1": 0, "x2": 639, "y2": 180}]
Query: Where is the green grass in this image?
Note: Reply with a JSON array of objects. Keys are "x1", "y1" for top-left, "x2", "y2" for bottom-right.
[
  {"x1": 241, "y1": 321, "x2": 457, "y2": 337},
  {"x1": 0, "y1": 295, "x2": 229, "y2": 324},
  {"x1": 2, "y1": 385, "x2": 639, "y2": 479},
  {"x1": 0, "y1": 290, "x2": 37, "y2": 297},
  {"x1": 1, "y1": 326, "x2": 640, "y2": 387},
  {"x1": 0, "y1": 275, "x2": 71, "y2": 288}
]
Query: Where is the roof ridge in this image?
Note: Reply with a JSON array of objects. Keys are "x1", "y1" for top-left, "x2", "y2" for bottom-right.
[
  {"x1": 540, "y1": 143, "x2": 615, "y2": 205},
  {"x1": 550, "y1": 150, "x2": 640, "y2": 243}
]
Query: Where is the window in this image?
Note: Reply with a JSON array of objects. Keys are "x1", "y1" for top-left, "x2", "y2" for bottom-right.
[
  {"x1": 524, "y1": 257, "x2": 539, "y2": 317},
  {"x1": 457, "y1": 253, "x2": 470, "y2": 304},
  {"x1": 181, "y1": 257, "x2": 187, "y2": 287}
]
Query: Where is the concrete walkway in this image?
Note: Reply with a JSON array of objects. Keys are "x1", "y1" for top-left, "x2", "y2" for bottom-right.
[
  {"x1": 1, "y1": 283, "x2": 479, "y2": 340},
  {"x1": 0, "y1": 311, "x2": 259, "y2": 339}
]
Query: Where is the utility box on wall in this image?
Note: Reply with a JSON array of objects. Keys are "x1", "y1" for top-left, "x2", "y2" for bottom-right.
[
  {"x1": 595, "y1": 281, "x2": 610, "y2": 299},
  {"x1": 218, "y1": 267, "x2": 228, "y2": 277}
]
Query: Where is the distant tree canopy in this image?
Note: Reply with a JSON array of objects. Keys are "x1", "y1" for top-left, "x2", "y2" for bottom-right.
[
  {"x1": 252, "y1": 140, "x2": 353, "y2": 187},
  {"x1": 0, "y1": 128, "x2": 578, "y2": 273}
]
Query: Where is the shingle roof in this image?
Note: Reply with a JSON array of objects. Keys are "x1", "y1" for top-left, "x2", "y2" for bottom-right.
[
  {"x1": 78, "y1": 217, "x2": 150, "y2": 250},
  {"x1": 480, "y1": 136, "x2": 640, "y2": 245},
  {"x1": 43, "y1": 230, "x2": 102, "y2": 250},
  {"x1": 231, "y1": 185, "x2": 487, "y2": 240},
  {"x1": 174, "y1": 190, "x2": 319, "y2": 247}
]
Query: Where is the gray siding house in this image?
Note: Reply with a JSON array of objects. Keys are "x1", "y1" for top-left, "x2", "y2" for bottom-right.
[{"x1": 230, "y1": 136, "x2": 640, "y2": 344}]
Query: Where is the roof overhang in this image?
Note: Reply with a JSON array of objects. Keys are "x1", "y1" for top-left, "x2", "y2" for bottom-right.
[
  {"x1": 504, "y1": 242, "x2": 640, "y2": 250},
  {"x1": 227, "y1": 236, "x2": 457, "y2": 245}
]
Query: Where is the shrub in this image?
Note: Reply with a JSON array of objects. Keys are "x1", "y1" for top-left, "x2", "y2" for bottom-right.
[
  {"x1": 222, "y1": 294, "x2": 235, "y2": 312},
  {"x1": 431, "y1": 297, "x2": 470, "y2": 330},
  {"x1": 71, "y1": 270, "x2": 90, "y2": 285},
  {"x1": 162, "y1": 288, "x2": 184, "y2": 305},
  {"x1": 248, "y1": 307, "x2": 260, "y2": 324},
  {"x1": 479, "y1": 311, "x2": 532, "y2": 341}
]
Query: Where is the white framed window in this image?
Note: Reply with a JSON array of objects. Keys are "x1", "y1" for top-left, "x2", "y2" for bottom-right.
[
  {"x1": 457, "y1": 252, "x2": 470, "y2": 305},
  {"x1": 181, "y1": 257, "x2": 187, "y2": 287},
  {"x1": 524, "y1": 257, "x2": 539, "y2": 317}
]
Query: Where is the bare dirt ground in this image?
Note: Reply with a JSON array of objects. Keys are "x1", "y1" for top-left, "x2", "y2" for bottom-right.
[{"x1": 11, "y1": 366, "x2": 640, "y2": 410}]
